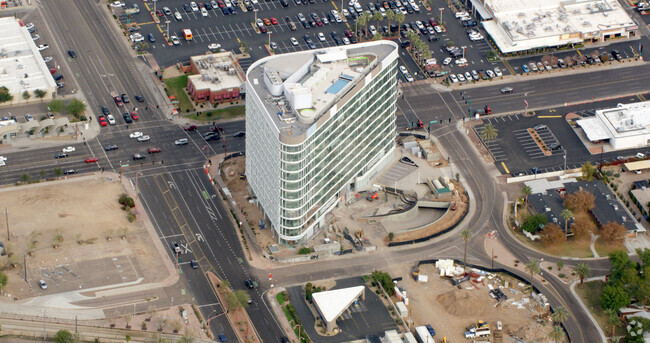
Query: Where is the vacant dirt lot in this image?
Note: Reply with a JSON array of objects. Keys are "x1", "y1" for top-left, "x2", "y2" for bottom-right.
[
  {"x1": 0, "y1": 176, "x2": 168, "y2": 298},
  {"x1": 400, "y1": 263, "x2": 564, "y2": 342}
]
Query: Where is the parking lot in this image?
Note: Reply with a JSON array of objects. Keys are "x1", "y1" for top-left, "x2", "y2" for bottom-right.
[
  {"x1": 287, "y1": 277, "x2": 398, "y2": 343},
  {"x1": 113, "y1": 0, "x2": 507, "y2": 83},
  {"x1": 475, "y1": 95, "x2": 650, "y2": 176}
]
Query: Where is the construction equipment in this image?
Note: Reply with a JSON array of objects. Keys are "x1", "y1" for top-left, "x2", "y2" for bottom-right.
[{"x1": 366, "y1": 191, "x2": 378, "y2": 202}]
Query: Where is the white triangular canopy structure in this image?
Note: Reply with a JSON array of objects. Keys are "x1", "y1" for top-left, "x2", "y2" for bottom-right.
[{"x1": 312, "y1": 285, "x2": 365, "y2": 333}]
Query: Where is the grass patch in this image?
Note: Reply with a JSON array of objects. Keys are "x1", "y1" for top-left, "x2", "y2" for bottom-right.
[
  {"x1": 163, "y1": 75, "x2": 193, "y2": 112},
  {"x1": 276, "y1": 292, "x2": 286, "y2": 305},
  {"x1": 280, "y1": 303, "x2": 310, "y2": 342},
  {"x1": 511, "y1": 229, "x2": 594, "y2": 257},
  {"x1": 594, "y1": 237, "x2": 625, "y2": 257},
  {"x1": 575, "y1": 280, "x2": 627, "y2": 337},
  {"x1": 185, "y1": 105, "x2": 245, "y2": 121}
]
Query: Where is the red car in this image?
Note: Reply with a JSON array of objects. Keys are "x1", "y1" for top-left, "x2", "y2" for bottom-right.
[
  {"x1": 270, "y1": 17, "x2": 278, "y2": 25},
  {"x1": 130, "y1": 111, "x2": 139, "y2": 120},
  {"x1": 98, "y1": 115, "x2": 107, "y2": 126},
  {"x1": 148, "y1": 147, "x2": 161, "y2": 154},
  {"x1": 217, "y1": 0, "x2": 225, "y2": 7},
  {"x1": 259, "y1": 26, "x2": 267, "y2": 33},
  {"x1": 183, "y1": 125, "x2": 197, "y2": 131},
  {"x1": 85, "y1": 157, "x2": 98, "y2": 163},
  {"x1": 49, "y1": 68, "x2": 56, "y2": 74},
  {"x1": 113, "y1": 96, "x2": 123, "y2": 107},
  {"x1": 156, "y1": 9, "x2": 163, "y2": 16}
]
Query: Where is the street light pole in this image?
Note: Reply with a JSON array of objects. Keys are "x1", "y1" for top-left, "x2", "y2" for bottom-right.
[
  {"x1": 268, "y1": 31, "x2": 272, "y2": 46},
  {"x1": 254, "y1": 9, "x2": 258, "y2": 23},
  {"x1": 202, "y1": 145, "x2": 211, "y2": 166},
  {"x1": 439, "y1": 8, "x2": 444, "y2": 23},
  {"x1": 166, "y1": 20, "x2": 170, "y2": 38},
  {"x1": 563, "y1": 150, "x2": 567, "y2": 175}
]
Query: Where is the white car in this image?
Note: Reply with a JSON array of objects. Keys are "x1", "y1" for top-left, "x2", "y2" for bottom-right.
[
  {"x1": 317, "y1": 32, "x2": 326, "y2": 42},
  {"x1": 137, "y1": 135, "x2": 151, "y2": 142},
  {"x1": 290, "y1": 37, "x2": 298, "y2": 46},
  {"x1": 342, "y1": 37, "x2": 350, "y2": 45},
  {"x1": 256, "y1": 18, "x2": 264, "y2": 28},
  {"x1": 208, "y1": 43, "x2": 222, "y2": 50},
  {"x1": 455, "y1": 11, "x2": 468, "y2": 18},
  {"x1": 457, "y1": 74, "x2": 466, "y2": 82},
  {"x1": 190, "y1": 1, "x2": 199, "y2": 11},
  {"x1": 471, "y1": 70, "x2": 479, "y2": 80},
  {"x1": 415, "y1": 21, "x2": 425, "y2": 30},
  {"x1": 486, "y1": 70, "x2": 495, "y2": 78},
  {"x1": 39, "y1": 280, "x2": 47, "y2": 289},
  {"x1": 201, "y1": 7, "x2": 208, "y2": 16},
  {"x1": 129, "y1": 132, "x2": 143, "y2": 139},
  {"x1": 369, "y1": 25, "x2": 377, "y2": 36},
  {"x1": 434, "y1": 26, "x2": 442, "y2": 33},
  {"x1": 37, "y1": 44, "x2": 49, "y2": 51},
  {"x1": 110, "y1": 1, "x2": 125, "y2": 7},
  {"x1": 43, "y1": 56, "x2": 53, "y2": 63},
  {"x1": 107, "y1": 114, "x2": 116, "y2": 125},
  {"x1": 449, "y1": 74, "x2": 458, "y2": 83},
  {"x1": 174, "y1": 12, "x2": 183, "y2": 21},
  {"x1": 442, "y1": 57, "x2": 452, "y2": 65},
  {"x1": 464, "y1": 72, "x2": 472, "y2": 80},
  {"x1": 455, "y1": 58, "x2": 468, "y2": 65},
  {"x1": 163, "y1": 7, "x2": 172, "y2": 15},
  {"x1": 378, "y1": 7, "x2": 386, "y2": 16},
  {"x1": 25, "y1": 23, "x2": 35, "y2": 30},
  {"x1": 493, "y1": 67, "x2": 503, "y2": 77},
  {"x1": 130, "y1": 34, "x2": 144, "y2": 42},
  {"x1": 62, "y1": 146, "x2": 75, "y2": 153},
  {"x1": 211, "y1": 0, "x2": 219, "y2": 7},
  {"x1": 0, "y1": 155, "x2": 6, "y2": 167},
  {"x1": 32, "y1": 35, "x2": 40, "y2": 41},
  {"x1": 171, "y1": 36, "x2": 181, "y2": 45}
]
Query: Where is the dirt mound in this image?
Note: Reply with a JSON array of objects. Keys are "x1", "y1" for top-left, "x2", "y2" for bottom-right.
[{"x1": 436, "y1": 289, "x2": 489, "y2": 317}]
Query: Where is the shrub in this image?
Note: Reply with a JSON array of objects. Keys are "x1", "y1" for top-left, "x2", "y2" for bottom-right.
[
  {"x1": 521, "y1": 214, "x2": 547, "y2": 233},
  {"x1": 298, "y1": 247, "x2": 312, "y2": 255},
  {"x1": 558, "y1": 273, "x2": 566, "y2": 278}
]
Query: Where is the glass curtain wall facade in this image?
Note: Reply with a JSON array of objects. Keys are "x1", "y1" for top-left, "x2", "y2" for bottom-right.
[{"x1": 246, "y1": 43, "x2": 398, "y2": 246}]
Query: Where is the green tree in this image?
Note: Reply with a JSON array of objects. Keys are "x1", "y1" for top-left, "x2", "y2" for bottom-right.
[
  {"x1": 358, "y1": 12, "x2": 371, "y2": 39},
  {"x1": 22, "y1": 90, "x2": 31, "y2": 100},
  {"x1": 394, "y1": 12, "x2": 405, "y2": 37},
  {"x1": 54, "y1": 329, "x2": 73, "y2": 343},
  {"x1": 581, "y1": 161, "x2": 596, "y2": 181},
  {"x1": 48, "y1": 99, "x2": 65, "y2": 113},
  {"x1": 601, "y1": 285, "x2": 631, "y2": 310},
  {"x1": 136, "y1": 41, "x2": 149, "y2": 51},
  {"x1": 605, "y1": 308, "x2": 620, "y2": 337},
  {"x1": 461, "y1": 229, "x2": 471, "y2": 271},
  {"x1": 548, "y1": 325, "x2": 565, "y2": 342},
  {"x1": 53, "y1": 168, "x2": 63, "y2": 177},
  {"x1": 560, "y1": 208, "x2": 573, "y2": 239},
  {"x1": 373, "y1": 11, "x2": 383, "y2": 31},
  {"x1": 386, "y1": 10, "x2": 395, "y2": 36},
  {"x1": 0, "y1": 271, "x2": 7, "y2": 293},
  {"x1": 557, "y1": 261, "x2": 564, "y2": 271},
  {"x1": 525, "y1": 259, "x2": 540, "y2": 294},
  {"x1": 66, "y1": 99, "x2": 86, "y2": 117},
  {"x1": 480, "y1": 123, "x2": 498, "y2": 142},
  {"x1": 0, "y1": 86, "x2": 13, "y2": 103},
  {"x1": 574, "y1": 263, "x2": 590, "y2": 285},
  {"x1": 34, "y1": 89, "x2": 47, "y2": 101},
  {"x1": 521, "y1": 213, "x2": 547, "y2": 233},
  {"x1": 20, "y1": 173, "x2": 30, "y2": 182},
  {"x1": 551, "y1": 306, "x2": 568, "y2": 325},
  {"x1": 521, "y1": 185, "x2": 532, "y2": 212}
]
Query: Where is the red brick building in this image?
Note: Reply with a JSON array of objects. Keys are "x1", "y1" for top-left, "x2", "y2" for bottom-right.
[{"x1": 186, "y1": 51, "x2": 245, "y2": 105}]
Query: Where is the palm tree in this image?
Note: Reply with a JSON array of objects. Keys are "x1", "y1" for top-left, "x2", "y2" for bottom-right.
[
  {"x1": 395, "y1": 12, "x2": 405, "y2": 37},
  {"x1": 574, "y1": 263, "x2": 590, "y2": 285},
  {"x1": 386, "y1": 10, "x2": 395, "y2": 36},
  {"x1": 521, "y1": 185, "x2": 532, "y2": 212},
  {"x1": 525, "y1": 259, "x2": 540, "y2": 294},
  {"x1": 548, "y1": 325, "x2": 565, "y2": 342},
  {"x1": 605, "y1": 308, "x2": 620, "y2": 338},
  {"x1": 461, "y1": 229, "x2": 471, "y2": 271},
  {"x1": 373, "y1": 11, "x2": 383, "y2": 32},
  {"x1": 551, "y1": 306, "x2": 568, "y2": 325},
  {"x1": 480, "y1": 123, "x2": 499, "y2": 142},
  {"x1": 358, "y1": 12, "x2": 371, "y2": 39},
  {"x1": 560, "y1": 209, "x2": 573, "y2": 239},
  {"x1": 581, "y1": 162, "x2": 596, "y2": 181}
]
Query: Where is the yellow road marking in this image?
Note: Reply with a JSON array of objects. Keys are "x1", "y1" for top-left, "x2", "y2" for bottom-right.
[
  {"x1": 548, "y1": 109, "x2": 556, "y2": 112},
  {"x1": 501, "y1": 162, "x2": 510, "y2": 173},
  {"x1": 332, "y1": 1, "x2": 338, "y2": 9},
  {"x1": 638, "y1": 94, "x2": 647, "y2": 101},
  {"x1": 576, "y1": 49, "x2": 583, "y2": 56},
  {"x1": 137, "y1": 21, "x2": 156, "y2": 25},
  {"x1": 538, "y1": 115, "x2": 562, "y2": 118},
  {"x1": 501, "y1": 59, "x2": 516, "y2": 76},
  {"x1": 237, "y1": 37, "x2": 241, "y2": 44}
]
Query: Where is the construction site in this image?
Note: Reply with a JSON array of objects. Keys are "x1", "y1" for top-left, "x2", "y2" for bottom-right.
[
  {"x1": 389, "y1": 260, "x2": 565, "y2": 343},
  {"x1": 220, "y1": 135, "x2": 468, "y2": 260}
]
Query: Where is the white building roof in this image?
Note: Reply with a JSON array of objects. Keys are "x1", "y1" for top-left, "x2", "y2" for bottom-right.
[
  {"x1": 188, "y1": 52, "x2": 244, "y2": 92},
  {"x1": 0, "y1": 17, "x2": 56, "y2": 95},
  {"x1": 311, "y1": 285, "x2": 364, "y2": 323},
  {"x1": 578, "y1": 101, "x2": 650, "y2": 143},
  {"x1": 525, "y1": 178, "x2": 577, "y2": 194},
  {"x1": 482, "y1": 0, "x2": 636, "y2": 53}
]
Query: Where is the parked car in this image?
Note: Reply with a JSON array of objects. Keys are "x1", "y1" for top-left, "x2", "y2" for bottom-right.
[
  {"x1": 104, "y1": 144, "x2": 119, "y2": 151},
  {"x1": 132, "y1": 153, "x2": 146, "y2": 160},
  {"x1": 148, "y1": 147, "x2": 162, "y2": 154},
  {"x1": 63, "y1": 169, "x2": 77, "y2": 175},
  {"x1": 175, "y1": 138, "x2": 189, "y2": 146},
  {"x1": 54, "y1": 152, "x2": 68, "y2": 159},
  {"x1": 184, "y1": 125, "x2": 197, "y2": 131},
  {"x1": 67, "y1": 50, "x2": 77, "y2": 58},
  {"x1": 129, "y1": 131, "x2": 143, "y2": 139},
  {"x1": 62, "y1": 146, "x2": 76, "y2": 153},
  {"x1": 39, "y1": 280, "x2": 47, "y2": 289},
  {"x1": 137, "y1": 135, "x2": 151, "y2": 142}
]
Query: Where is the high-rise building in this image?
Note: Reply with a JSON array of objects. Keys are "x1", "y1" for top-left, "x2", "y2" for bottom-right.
[{"x1": 245, "y1": 41, "x2": 399, "y2": 245}]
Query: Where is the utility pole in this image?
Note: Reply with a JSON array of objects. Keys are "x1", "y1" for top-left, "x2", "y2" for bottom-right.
[{"x1": 23, "y1": 253, "x2": 27, "y2": 281}]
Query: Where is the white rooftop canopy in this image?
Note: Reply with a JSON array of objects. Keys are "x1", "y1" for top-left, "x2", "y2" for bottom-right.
[
  {"x1": 577, "y1": 117, "x2": 611, "y2": 142},
  {"x1": 312, "y1": 285, "x2": 364, "y2": 323}
]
